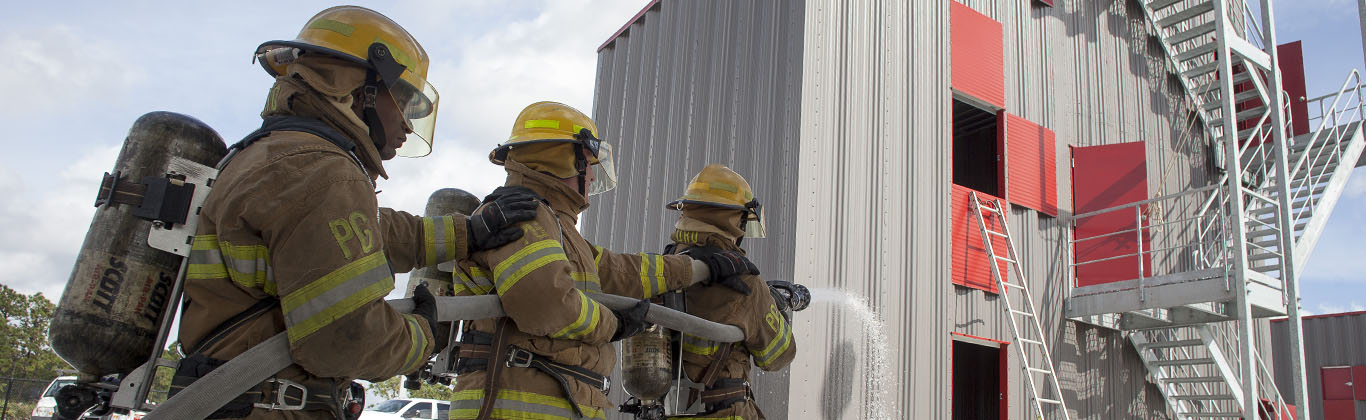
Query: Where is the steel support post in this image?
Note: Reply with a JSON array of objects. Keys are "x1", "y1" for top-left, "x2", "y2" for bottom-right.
[
  {"x1": 1261, "y1": 1, "x2": 1312, "y2": 417},
  {"x1": 1212, "y1": 0, "x2": 1260, "y2": 417}
]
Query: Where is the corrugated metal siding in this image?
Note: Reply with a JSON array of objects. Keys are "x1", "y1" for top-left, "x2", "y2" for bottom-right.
[
  {"x1": 587, "y1": 0, "x2": 1280, "y2": 419},
  {"x1": 585, "y1": 1, "x2": 806, "y2": 418},
  {"x1": 796, "y1": 0, "x2": 1214, "y2": 418},
  {"x1": 1272, "y1": 312, "x2": 1366, "y2": 420}
]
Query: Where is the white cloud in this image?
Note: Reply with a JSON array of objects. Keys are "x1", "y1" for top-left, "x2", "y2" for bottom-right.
[
  {"x1": 0, "y1": 25, "x2": 143, "y2": 115},
  {"x1": 0, "y1": 144, "x2": 119, "y2": 298},
  {"x1": 1345, "y1": 168, "x2": 1366, "y2": 198}
]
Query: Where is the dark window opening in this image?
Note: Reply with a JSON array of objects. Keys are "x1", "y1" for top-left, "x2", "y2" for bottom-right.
[
  {"x1": 953, "y1": 99, "x2": 1000, "y2": 196},
  {"x1": 953, "y1": 340, "x2": 1002, "y2": 420}
]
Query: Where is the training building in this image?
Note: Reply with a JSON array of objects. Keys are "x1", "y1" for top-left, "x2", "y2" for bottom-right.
[
  {"x1": 1272, "y1": 311, "x2": 1366, "y2": 420},
  {"x1": 581, "y1": 0, "x2": 1365, "y2": 419}
]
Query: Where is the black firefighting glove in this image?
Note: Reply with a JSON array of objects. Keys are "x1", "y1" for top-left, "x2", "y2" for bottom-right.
[
  {"x1": 411, "y1": 283, "x2": 446, "y2": 352},
  {"x1": 610, "y1": 299, "x2": 652, "y2": 342},
  {"x1": 468, "y1": 187, "x2": 541, "y2": 251},
  {"x1": 685, "y1": 246, "x2": 758, "y2": 295}
]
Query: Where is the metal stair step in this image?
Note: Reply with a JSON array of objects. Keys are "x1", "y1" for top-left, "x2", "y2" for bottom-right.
[
  {"x1": 1162, "y1": 376, "x2": 1226, "y2": 384},
  {"x1": 1173, "y1": 393, "x2": 1238, "y2": 400},
  {"x1": 1236, "y1": 106, "x2": 1269, "y2": 123},
  {"x1": 1167, "y1": 20, "x2": 1217, "y2": 45},
  {"x1": 1178, "y1": 411, "x2": 1244, "y2": 418},
  {"x1": 1194, "y1": 70, "x2": 1253, "y2": 96},
  {"x1": 1185, "y1": 61, "x2": 1221, "y2": 81},
  {"x1": 1248, "y1": 252, "x2": 1280, "y2": 262},
  {"x1": 1176, "y1": 42, "x2": 1219, "y2": 63},
  {"x1": 1147, "y1": 0, "x2": 1185, "y2": 12},
  {"x1": 1157, "y1": 2, "x2": 1215, "y2": 28},
  {"x1": 1207, "y1": 88, "x2": 1267, "y2": 112},
  {"x1": 1153, "y1": 357, "x2": 1215, "y2": 367},
  {"x1": 1137, "y1": 339, "x2": 1203, "y2": 349}
]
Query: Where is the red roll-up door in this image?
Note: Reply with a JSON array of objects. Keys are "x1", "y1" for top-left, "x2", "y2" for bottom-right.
[
  {"x1": 952, "y1": 184, "x2": 1009, "y2": 294},
  {"x1": 1006, "y1": 113, "x2": 1058, "y2": 216},
  {"x1": 1280, "y1": 41, "x2": 1310, "y2": 136},
  {"x1": 951, "y1": 2, "x2": 1004, "y2": 109},
  {"x1": 1070, "y1": 142, "x2": 1152, "y2": 287}
]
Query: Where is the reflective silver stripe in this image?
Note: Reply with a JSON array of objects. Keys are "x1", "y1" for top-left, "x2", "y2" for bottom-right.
[
  {"x1": 449, "y1": 391, "x2": 606, "y2": 420},
  {"x1": 493, "y1": 241, "x2": 566, "y2": 294},
  {"x1": 188, "y1": 249, "x2": 223, "y2": 265},
  {"x1": 282, "y1": 258, "x2": 393, "y2": 335},
  {"x1": 430, "y1": 216, "x2": 448, "y2": 265}
]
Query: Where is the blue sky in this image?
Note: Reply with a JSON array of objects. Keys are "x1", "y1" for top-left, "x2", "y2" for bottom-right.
[{"x1": 0, "y1": 0, "x2": 1361, "y2": 315}]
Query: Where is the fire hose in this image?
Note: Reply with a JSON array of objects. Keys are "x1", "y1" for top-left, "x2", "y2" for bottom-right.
[{"x1": 144, "y1": 288, "x2": 743, "y2": 420}]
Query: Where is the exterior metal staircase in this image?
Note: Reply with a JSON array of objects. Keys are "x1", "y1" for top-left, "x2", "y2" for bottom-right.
[
  {"x1": 970, "y1": 192, "x2": 1072, "y2": 420},
  {"x1": 1064, "y1": 0, "x2": 1366, "y2": 419}
]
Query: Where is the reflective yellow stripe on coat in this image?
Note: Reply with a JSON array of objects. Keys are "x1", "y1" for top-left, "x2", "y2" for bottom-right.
[
  {"x1": 280, "y1": 251, "x2": 394, "y2": 343},
  {"x1": 187, "y1": 234, "x2": 277, "y2": 295},
  {"x1": 449, "y1": 389, "x2": 605, "y2": 420}
]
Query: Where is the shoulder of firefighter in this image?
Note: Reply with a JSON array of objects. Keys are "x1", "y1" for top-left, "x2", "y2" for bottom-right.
[{"x1": 180, "y1": 130, "x2": 468, "y2": 383}]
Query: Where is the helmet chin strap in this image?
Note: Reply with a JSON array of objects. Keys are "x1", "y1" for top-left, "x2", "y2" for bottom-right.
[
  {"x1": 361, "y1": 69, "x2": 389, "y2": 155},
  {"x1": 572, "y1": 143, "x2": 588, "y2": 197}
]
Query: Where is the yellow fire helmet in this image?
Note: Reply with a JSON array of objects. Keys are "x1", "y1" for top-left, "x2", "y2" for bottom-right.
[
  {"x1": 255, "y1": 6, "x2": 440, "y2": 157},
  {"x1": 490, "y1": 101, "x2": 618, "y2": 196},
  {"x1": 666, "y1": 164, "x2": 766, "y2": 239}
]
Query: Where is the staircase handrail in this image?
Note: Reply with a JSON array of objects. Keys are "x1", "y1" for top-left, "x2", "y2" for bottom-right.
[
  {"x1": 1290, "y1": 70, "x2": 1362, "y2": 182},
  {"x1": 1254, "y1": 348, "x2": 1290, "y2": 420}
]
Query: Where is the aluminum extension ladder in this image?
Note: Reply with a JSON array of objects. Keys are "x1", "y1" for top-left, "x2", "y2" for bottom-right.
[{"x1": 969, "y1": 191, "x2": 1072, "y2": 420}]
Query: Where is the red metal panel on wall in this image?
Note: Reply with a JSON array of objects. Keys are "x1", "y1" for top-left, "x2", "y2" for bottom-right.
[
  {"x1": 1070, "y1": 142, "x2": 1152, "y2": 287},
  {"x1": 1322, "y1": 400, "x2": 1356, "y2": 420},
  {"x1": 951, "y1": 2, "x2": 1005, "y2": 108},
  {"x1": 1006, "y1": 113, "x2": 1058, "y2": 216},
  {"x1": 952, "y1": 185, "x2": 1008, "y2": 294},
  {"x1": 1323, "y1": 366, "x2": 1355, "y2": 400},
  {"x1": 1280, "y1": 41, "x2": 1310, "y2": 136},
  {"x1": 1356, "y1": 366, "x2": 1366, "y2": 400}
]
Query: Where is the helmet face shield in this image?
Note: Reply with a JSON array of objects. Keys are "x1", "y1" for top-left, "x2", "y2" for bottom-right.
[
  {"x1": 744, "y1": 201, "x2": 766, "y2": 239},
  {"x1": 586, "y1": 141, "x2": 617, "y2": 195},
  {"x1": 394, "y1": 77, "x2": 439, "y2": 157}
]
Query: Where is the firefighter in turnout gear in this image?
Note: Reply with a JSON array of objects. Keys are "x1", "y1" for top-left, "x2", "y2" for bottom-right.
[
  {"x1": 172, "y1": 7, "x2": 537, "y2": 419},
  {"x1": 665, "y1": 164, "x2": 797, "y2": 420},
  {"x1": 446, "y1": 101, "x2": 761, "y2": 420}
]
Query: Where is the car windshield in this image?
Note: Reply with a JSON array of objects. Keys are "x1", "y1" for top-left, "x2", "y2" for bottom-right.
[
  {"x1": 370, "y1": 399, "x2": 409, "y2": 413},
  {"x1": 44, "y1": 379, "x2": 75, "y2": 398}
]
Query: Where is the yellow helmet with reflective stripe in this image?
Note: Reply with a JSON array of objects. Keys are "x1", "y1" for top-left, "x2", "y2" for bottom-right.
[
  {"x1": 255, "y1": 6, "x2": 440, "y2": 157},
  {"x1": 491, "y1": 101, "x2": 617, "y2": 195},
  {"x1": 667, "y1": 164, "x2": 765, "y2": 238}
]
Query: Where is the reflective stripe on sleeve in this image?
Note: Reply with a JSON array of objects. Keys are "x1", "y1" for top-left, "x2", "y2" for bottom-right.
[
  {"x1": 422, "y1": 216, "x2": 457, "y2": 267},
  {"x1": 638, "y1": 254, "x2": 665, "y2": 298},
  {"x1": 593, "y1": 245, "x2": 605, "y2": 270},
  {"x1": 754, "y1": 315, "x2": 793, "y2": 367},
  {"x1": 281, "y1": 251, "x2": 394, "y2": 343},
  {"x1": 550, "y1": 290, "x2": 602, "y2": 340},
  {"x1": 186, "y1": 235, "x2": 227, "y2": 280},
  {"x1": 569, "y1": 272, "x2": 603, "y2": 294},
  {"x1": 455, "y1": 266, "x2": 495, "y2": 295},
  {"x1": 219, "y1": 241, "x2": 276, "y2": 295},
  {"x1": 681, "y1": 333, "x2": 719, "y2": 356},
  {"x1": 399, "y1": 314, "x2": 429, "y2": 373},
  {"x1": 493, "y1": 239, "x2": 567, "y2": 295},
  {"x1": 449, "y1": 389, "x2": 606, "y2": 420}
]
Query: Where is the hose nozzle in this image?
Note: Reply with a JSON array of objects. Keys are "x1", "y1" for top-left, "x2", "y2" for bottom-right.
[{"x1": 766, "y1": 281, "x2": 810, "y2": 320}]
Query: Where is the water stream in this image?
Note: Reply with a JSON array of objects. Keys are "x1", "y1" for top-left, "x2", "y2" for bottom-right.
[{"x1": 808, "y1": 287, "x2": 901, "y2": 420}]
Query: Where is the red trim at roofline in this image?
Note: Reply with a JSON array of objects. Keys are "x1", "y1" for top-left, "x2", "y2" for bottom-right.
[
  {"x1": 1270, "y1": 310, "x2": 1366, "y2": 322},
  {"x1": 597, "y1": 0, "x2": 661, "y2": 52}
]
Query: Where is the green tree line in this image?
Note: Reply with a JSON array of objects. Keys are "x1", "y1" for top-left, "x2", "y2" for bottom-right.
[{"x1": 0, "y1": 284, "x2": 72, "y2": 418}]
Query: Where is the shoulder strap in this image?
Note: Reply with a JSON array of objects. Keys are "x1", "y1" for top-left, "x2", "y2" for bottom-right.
[{"x1": 216, "y1": 116, "x2": 363, "y2": 173}]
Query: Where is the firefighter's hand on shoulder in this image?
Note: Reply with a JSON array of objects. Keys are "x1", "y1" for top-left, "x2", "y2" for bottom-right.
[
  {"x1": 610, "y1": 299, "x2": 652, "y2": 342},
  {"x1": 411, "y1": 283, "x2": 448, "y2": 351},
  {"x1": 686, "y1": 246, "x2": 758, "y2": 295},
  {"x1": 468, "y1": 187, "x2": 541, "y2": 251}
]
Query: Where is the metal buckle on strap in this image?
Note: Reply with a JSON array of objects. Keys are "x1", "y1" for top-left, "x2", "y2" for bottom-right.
[
  {"x1": 254, "y1": 378, "x2": 308, "y2": 411},
  {"x1": 506, "y1": 347, "x2": 535, "y2": 368}
]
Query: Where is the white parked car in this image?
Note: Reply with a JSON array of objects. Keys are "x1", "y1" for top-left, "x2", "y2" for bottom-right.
[
  {"x1": 360, "y1": 398, "x2": 450, "y2": 420},
  {"x1": 30, "y1": 376, "x2": 146, "y2": 420}
]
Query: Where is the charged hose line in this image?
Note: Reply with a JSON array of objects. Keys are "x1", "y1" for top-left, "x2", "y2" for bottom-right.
[{"x1": 146, "y1": 290, "x2": 742, "y2": 420}]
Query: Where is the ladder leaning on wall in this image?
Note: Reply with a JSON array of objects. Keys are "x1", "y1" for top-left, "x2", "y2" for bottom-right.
[{"x1": 969, "y1": 191, "x2": 1072, "y2": 420}]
